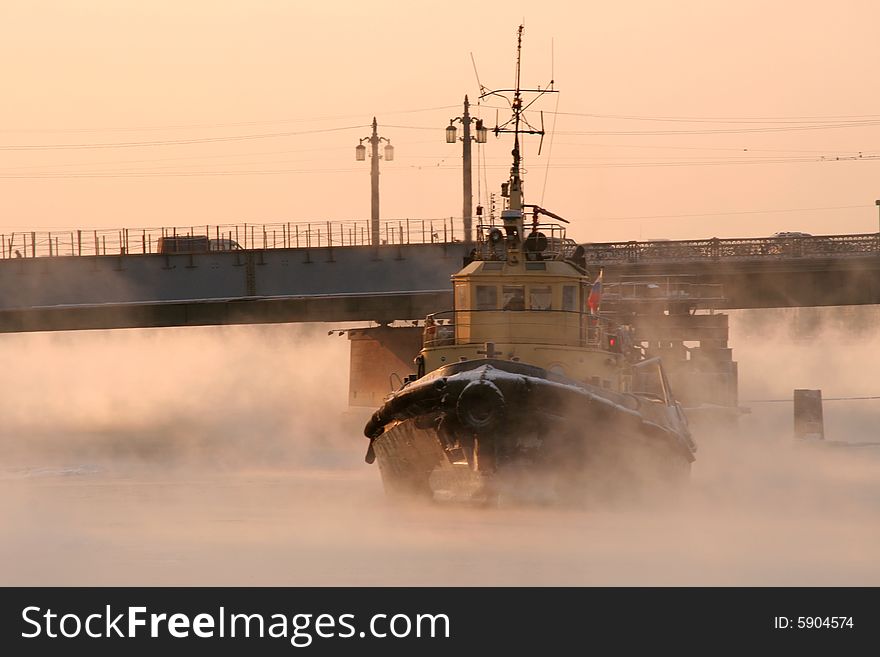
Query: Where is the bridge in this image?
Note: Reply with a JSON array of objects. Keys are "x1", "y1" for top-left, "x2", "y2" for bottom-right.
[
  {"x1": 580, "y1": 233, "x2": 880, "y2": 309},
  {"x1": 1, "y1": 222, "x2": 879, "y2": 333},
  {"x1": 0, "y1": 219, "x2": 466, "y2": 333},
  {"x1": 3, "y1": 221, "x2": 876, "y2": 412}
]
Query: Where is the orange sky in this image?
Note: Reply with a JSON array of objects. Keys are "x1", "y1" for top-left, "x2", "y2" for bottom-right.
[{"x1": 1, "y1": 0, "x2": 879, "y2": 243}]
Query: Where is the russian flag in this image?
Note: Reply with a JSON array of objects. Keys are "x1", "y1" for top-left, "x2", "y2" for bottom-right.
[{"x1": 587, "y1": 270, "x2": 603, "y2": 314}]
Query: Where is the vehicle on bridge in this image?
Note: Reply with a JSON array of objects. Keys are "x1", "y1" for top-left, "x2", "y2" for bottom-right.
[
  {"x1": 157, "y1": 235, "x2": 242, "y2": 253},
  {"x1": 362, "y1": 28, "x2": 695, "y2": 504},
  {"x1": 766, "y1": 231, "x2": 815, "y2": 255},
  {"x1": 772, "y1": 231, "x2": 812, "y2": 238}
]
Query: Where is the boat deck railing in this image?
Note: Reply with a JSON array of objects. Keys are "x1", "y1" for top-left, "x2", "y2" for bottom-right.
[
  {"x1": 422, "y1": 308, "x2": 617, "y2": 350},
  {"x1": 473, "y1": 222, "x2": 578, "y2": 261}
]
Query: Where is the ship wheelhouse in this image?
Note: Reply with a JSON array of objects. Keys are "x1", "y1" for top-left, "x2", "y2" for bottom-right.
[{"x1": 420, "y1": 255, "x2": 625, "y2": 391}]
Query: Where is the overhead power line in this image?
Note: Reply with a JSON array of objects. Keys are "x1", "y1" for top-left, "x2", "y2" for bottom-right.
[
  {"x1": 1, "y1": 157, "x2": 877, "y2": 179},
  {"x1": 557, "y1": 142, "x2": 880, "y2": 155},
  {"x1": 555, "y1": 122, "x2": 880, "y2": 136},
  {"x1": 587, "y1": 204, "x2": 873, "y2": 222},
  {"x1": 0, "y1": 125, "x2": 367, "y2": 151},
  {"x1": 0, "y1": 105, "x2": 459, "y2": 135},
  {"x1": 0, "y1": 144, "x2": 358, "y2": 172},
  {"x1": 745, "y1": 395, "x2": 880, "y2": 402},
  {"x1": 476, "y1": 104, "x2": 880, "y2": 134},
  {"x1": 551, "y1": 110, "x2": 880, "y2": 125},
  {"x1": 523, "y1": 153, "x2": 880, "y2": 168},
  {"x1": 0, "y1": 167, "x2": 366, "y2": 179},
  {"x1": 481, "y1": 104, "x2": 880, "y2": 124},
  {"x1": 1, "y1": 151, "x2": 877, "y2": 179}
]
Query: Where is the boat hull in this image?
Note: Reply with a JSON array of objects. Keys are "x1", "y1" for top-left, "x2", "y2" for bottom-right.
[{"x1": 364, "y1": 359, "x2": 696, "y2": 503}]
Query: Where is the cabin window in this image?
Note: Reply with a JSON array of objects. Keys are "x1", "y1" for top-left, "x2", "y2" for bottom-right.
[
  {"x1": 529, "y1": 286, "x2": 552, "y2": 310},
  {"x1": 502, "y1": 285, "x2": 525, "y2": 311},
  {"x1": 475, "y1": 285, "x2": 498, "y2": 310},
  {"x1": 562, "y1": 285, "x2": 576, "y2": 312}
]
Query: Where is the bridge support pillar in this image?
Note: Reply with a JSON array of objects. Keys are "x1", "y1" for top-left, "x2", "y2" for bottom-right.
[{"x1": 348, "y1": 326, "x2": 423, "y2": 408}]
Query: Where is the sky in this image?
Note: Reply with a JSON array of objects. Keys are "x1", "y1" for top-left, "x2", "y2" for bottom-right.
[{"x1": 1, "y1": 0, "x2": 880, "y2": 242}]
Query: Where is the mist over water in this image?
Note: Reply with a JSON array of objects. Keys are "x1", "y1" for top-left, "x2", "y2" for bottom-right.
[{"x1": 1, "y1": 313, "x2": 878, "y2": 585}]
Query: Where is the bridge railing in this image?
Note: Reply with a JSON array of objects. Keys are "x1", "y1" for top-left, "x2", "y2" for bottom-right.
[
  {"x1": 0, "y1": 217, "x2": 465, "y2": 259},
  {"x1": 581, "y1": 233, "x2": 880, "y2": 264},
  {"x1": 6, "y1": 223, "x2": 880, "y2": 263}
]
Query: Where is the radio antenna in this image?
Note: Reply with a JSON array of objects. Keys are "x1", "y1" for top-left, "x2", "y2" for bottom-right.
[
  {"x1": 470, "y1": 52, "x2": 486, "y2": 95},
  {"x1": 480, "y1": 25, "x2": 558, "y2": 213}
]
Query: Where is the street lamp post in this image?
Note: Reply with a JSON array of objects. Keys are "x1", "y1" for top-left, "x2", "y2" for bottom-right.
[
  {"x1": 356, "y1": 118, "x2": 394, "y2": 246},
  {"x1": 445, "y1": 96, "x2": 487, "y2": 243},
  {"x1": 875, "y1": 199, "x2": 880, "y2": 233}
]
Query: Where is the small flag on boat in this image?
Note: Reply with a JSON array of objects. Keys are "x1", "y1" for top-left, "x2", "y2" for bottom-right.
[{"x1": 587, "y1": 270, "x2": 603, "y2": 314}]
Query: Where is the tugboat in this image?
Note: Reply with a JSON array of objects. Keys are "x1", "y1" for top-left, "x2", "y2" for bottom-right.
[{"x1": 363, "y1": 27, "x2": 696, "y2": 502}]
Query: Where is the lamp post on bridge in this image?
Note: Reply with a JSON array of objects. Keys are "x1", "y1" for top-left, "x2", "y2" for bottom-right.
[
  {"x1": 445, "y1": 96, "x2": 488, "y2": 243},
  {"x1": 356, "y1": 118, "x2": 394, "y2": 247},
  {"x1": 875, "y1": 199, "x2": 880, "y2": 233}
]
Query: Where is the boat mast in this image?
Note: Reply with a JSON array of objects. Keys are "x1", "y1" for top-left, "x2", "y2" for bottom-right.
[
  {"x1": 481, "y1": 25, "x2": 557, "y2": 257},
  {"x1": 509, "y1": 25, "x2": 524, "y2": 215}
]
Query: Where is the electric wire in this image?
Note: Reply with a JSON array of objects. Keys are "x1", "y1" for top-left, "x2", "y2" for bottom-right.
[
  {"x1": 0, "y1": 125, "x2": 368, "y2": 151},
  {"x1": 0, "y1": 105, "x2": 460, "y2": 134},
  {"x1": 745, "y1": 396, "x2": 880, "y2": 402},
  {"x1": 551, "y1": 110, "x2": 880, "y2": 125},
  {"x1": 540, "y1": 90, "x2": 560, "y2": 205},
  {"x1": 584, "y1": 204, "x2": 872, "y2": 222},
  {"x1": 1, "y1": 157, "x2": 877, "y2": 179}
]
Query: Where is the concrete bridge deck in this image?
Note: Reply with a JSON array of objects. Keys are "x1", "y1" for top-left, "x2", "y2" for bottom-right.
[{"x1": 0, "y1": 231, "x2": 878, "y2": 332}]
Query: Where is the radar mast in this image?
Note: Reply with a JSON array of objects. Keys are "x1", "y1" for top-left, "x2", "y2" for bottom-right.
[{"x1": 480, "y1": 25, "x2": 559, "y2": 256}]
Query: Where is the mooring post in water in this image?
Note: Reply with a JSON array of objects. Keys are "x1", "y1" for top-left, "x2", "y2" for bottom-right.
[{"x1": 794, "y1": 389, "x2": 824, "y2": 440}]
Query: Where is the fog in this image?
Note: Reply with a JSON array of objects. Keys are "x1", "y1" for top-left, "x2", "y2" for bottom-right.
[{"x1": 1, "y1": 314, "x2": 878, "y2": 585}]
